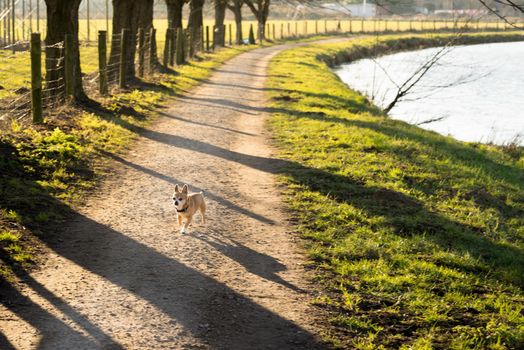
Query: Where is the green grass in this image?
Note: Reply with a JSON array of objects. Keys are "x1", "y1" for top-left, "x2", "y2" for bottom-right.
[{"x1": 267, "y1": 33, "x2": 524, "y2": 349}]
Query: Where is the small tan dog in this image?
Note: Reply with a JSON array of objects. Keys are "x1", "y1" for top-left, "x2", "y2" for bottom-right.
[{"x1": 172, "y1": 184, "x2": 206, "y2": 234}]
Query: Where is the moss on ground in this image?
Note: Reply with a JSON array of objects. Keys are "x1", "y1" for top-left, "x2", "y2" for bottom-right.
[{"x1": 267, "y1": 32, "x2": 524, "y2": 349}]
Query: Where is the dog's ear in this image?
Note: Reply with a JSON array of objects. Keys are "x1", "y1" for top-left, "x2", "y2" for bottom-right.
[
  {"x1": 175, "y1": 184, "x2": 180, "y2": 193},
  {"x1": 182, "y1": 184, "x2": 188, "y2": 194}
]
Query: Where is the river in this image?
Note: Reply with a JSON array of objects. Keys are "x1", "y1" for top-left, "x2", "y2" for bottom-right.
[{"x1": 334, "y1": 41, "x2": 524, "y2": 146}]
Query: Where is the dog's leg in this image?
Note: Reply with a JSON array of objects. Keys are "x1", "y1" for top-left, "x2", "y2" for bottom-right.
[
  {"x1": 177, "y1": 214, "x2": 182, "y2": 227},
  {"x1": 182, "y1": 216, "x2": 192, "y2": 234},
  {"x1": 200, "y1": 202, "x2": 206, "y2": 224}
]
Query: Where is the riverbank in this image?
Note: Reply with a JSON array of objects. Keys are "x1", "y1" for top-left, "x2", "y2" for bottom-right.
[{"x1": 268, "y1": 32, "x2": 524, "y2": 348}]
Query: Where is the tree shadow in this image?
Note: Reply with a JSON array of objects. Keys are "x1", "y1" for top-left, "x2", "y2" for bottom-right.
[
  {"x1": 289, "y1": 110, "x2": 524, "y2": 189},
  {"x1": 118, "y1": 127, "x2": 523, "y2": 287},
  {"x1": 0, "y1": 140, "x2": 326, "y2": 349},
  {"x1": 192, "y1": 234, "x2": 307, "y2": 294},
  {"x1": 100, "y1": 150, "x2": 276, "y2": 225},
  {"x1": 0, "y1": 278, "x2": 116, "y2": 349},
  {"x1": 156, "y1": 110, "x2": 256, "y2": 136},
  {"x1": 0, "y1": 331, "x2": 16, "y2": 350}
]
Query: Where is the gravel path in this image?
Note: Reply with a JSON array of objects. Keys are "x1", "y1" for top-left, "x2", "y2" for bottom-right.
[{"x1": 0, "y1": 40, "x2": 346, "y2": 350}]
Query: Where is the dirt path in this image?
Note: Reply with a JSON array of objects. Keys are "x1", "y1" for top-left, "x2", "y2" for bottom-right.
[{"x1": 0, "y1": 40, "x2": 347, "y2": 349}]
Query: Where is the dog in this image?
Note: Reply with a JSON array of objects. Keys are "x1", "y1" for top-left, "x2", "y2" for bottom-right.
[{"x1": 172, "y1": 184, "x2": 206, "y2": 234}]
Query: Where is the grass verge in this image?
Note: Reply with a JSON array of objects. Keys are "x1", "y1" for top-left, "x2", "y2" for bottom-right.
[{"x1": 267, "y1": 32, "x2": 524, "y2": 349}]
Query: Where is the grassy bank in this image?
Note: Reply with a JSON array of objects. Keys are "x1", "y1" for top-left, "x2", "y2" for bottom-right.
[
  {"x1": 0, "y1": 44, "x2": 259, "y2": 278},
  {"x1": 268, "y1": 33, "x2": 524, "y2": 349}
]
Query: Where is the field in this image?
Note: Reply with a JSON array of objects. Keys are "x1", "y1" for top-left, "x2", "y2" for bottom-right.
[
  {"x1": 0, "y1": 18, "x2": 515, "y2": 101},
  {"x1": 267, "y1": 33, "x2": 524, "y2": 349},
  {"x1": 2, "y1": 18, "x2": 515, "y2": 43}
]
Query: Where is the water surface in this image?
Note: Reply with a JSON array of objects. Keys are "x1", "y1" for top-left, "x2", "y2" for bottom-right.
[{"x1": 334, "y1": 41, "x2": 524, "y2": 145}]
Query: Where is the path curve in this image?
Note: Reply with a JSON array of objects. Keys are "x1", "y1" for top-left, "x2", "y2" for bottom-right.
[{"x1": 0, "y1": 40, "x2": 347, "y2": 349}]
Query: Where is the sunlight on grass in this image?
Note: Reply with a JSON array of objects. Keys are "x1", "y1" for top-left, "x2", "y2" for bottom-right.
[{"x1": 268, "y1": 32, "x2": 524, "y2": 349}]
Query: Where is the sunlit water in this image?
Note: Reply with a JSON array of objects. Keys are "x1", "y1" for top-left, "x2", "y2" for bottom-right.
[{"x1": 334, "y1": 41, "x2": 524, "y2": 146}]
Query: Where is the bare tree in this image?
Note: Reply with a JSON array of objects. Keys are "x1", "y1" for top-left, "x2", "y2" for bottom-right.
[
  {"x1": 214, "y1": 0, "x2": 228, "y2": 46},
  {"x1": 245, "y1": 0, "x2": 271, "y2": 42},
  {"x1": 477, "y1": 0, "x2": 524, "y2": 27},
  {"x1": 381, "y1": 44, "x2": 456, "y2": 113},
  {"x1": 227, "y1": 0, "x2": 245, "y2": 45}
]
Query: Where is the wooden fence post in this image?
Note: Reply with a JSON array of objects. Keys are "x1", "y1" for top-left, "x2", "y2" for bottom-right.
[
  {"x1": 273, "y1": 23, "x2": 276, "y2": 40},
  {"x1": 212, "y1": 25, "x2": 216, "y2": 51},
  {"x1": 64, "y1": 33, "x2": 74, "y2": 98},
  {"x1": 176, "y1": 27, "x2": 184, "y2": 65},
  {"x1": 169, "y1": 28, "x2": 176, "y2": 66},
  {"x1": 138, "y1": 28, "x2": 145, "y2": 78},
  {"x1": 119, "y1": 28, "x2": 129, "y2": 88},
  {"x1": 98, "y1": 30, "x2": 108, "y2": 95},
  {"x1": 248, "y1": 24, "x2": 255, "y2": 44},
  {"x1": 349, "y1": 19, "x2": 352, "y2": 34},
  {"x1": 31, "y1": 33, "x2": 42, "y2": 123},
  {"x1": 11, "y1": 0, "x2": 14, "y2": 52},
  {"x1": 229, "y1": 24, "x2": 232, "y2": 45},
  {"x1": 163, "y1": 28, "x2": 170, "y2": 66},
  {"x1": 206, "y1": 25, "x2": 210, "y2": 51},
  {"x1": 149, "y1": 27, "x2": 156, "y2": 72},
  {"x1": 200, "y1": 26, "x2": 204, "y2": 51}
]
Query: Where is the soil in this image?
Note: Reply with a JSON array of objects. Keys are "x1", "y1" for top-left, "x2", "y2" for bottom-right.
[{"x1": 0, "y1": 39, "x2": 348, "y2": 350}]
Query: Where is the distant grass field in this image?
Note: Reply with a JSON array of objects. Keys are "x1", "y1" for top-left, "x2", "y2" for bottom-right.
[
  {"x1": 0, "y1": 18, "x2": 513, "y2": 100},
  {"x1": 3, "y1": 18, "x2": 512, "y2": 43},
  {"x1": 268, "y1": 33, "x2": 524, "y2": 349}
]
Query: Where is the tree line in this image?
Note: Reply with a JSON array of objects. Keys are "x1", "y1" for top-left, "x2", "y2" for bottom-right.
[{"x1": 43, "y1": 0, "x2": 271, "y2": 102}]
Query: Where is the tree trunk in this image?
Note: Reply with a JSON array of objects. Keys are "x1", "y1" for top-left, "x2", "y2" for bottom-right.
[
  {"x1": 44, "y1": 0, "x2": 85, "y2": 101},
  {"x1": 164, "y1": 0, "x2": 185, "y2": 64},
  {"x1": 109, "y1": 0, "x2": 155, "y2": 81},
  {"x1": 230, "y1": 0, "x2": 244, "y2": 45},
  {"x1": 137, "y1": 0, "x2": 158, "y2": 69},
  {"x1": 257, "y1": 19, "x2": 265, "y2": 42},
  {"x1": 166, "y1": 0, "x2": 185, "y2": 28},
  {"x1": 188, "y1": 0, "x2": 204, "y2": 57},
  {"x1": 245, "y1": 0, "x2": 270, "y2": 43},
  {"x1": 214, "y1": 0, "x2": 227, "y2": 47}
]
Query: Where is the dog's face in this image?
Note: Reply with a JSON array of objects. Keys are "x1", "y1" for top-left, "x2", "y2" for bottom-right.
[{"x1": 172, "y1": 184, "x2": 189, "y2": 210}]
